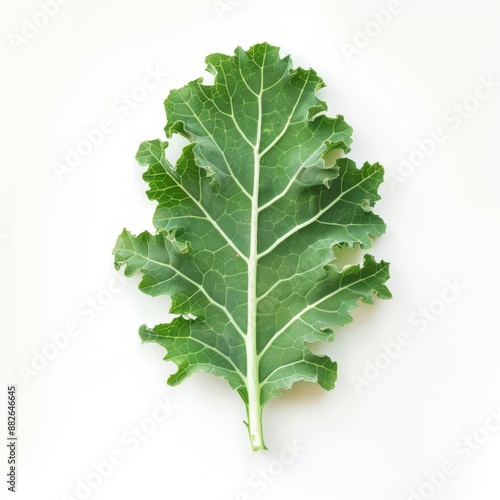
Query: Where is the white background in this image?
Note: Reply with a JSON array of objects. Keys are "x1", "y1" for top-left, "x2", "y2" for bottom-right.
[{"x1": 1, "y1": 1, "x2": 500, "y2": 499}]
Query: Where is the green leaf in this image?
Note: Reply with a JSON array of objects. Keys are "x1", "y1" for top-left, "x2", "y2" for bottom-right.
[{"x1": 113, "y1": 42, "x2": 391, "y2": 451}]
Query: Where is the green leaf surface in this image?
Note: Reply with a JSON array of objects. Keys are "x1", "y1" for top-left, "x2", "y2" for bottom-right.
[{"x1": 113, "y1": 42, "x2": 391, "y2": 450}]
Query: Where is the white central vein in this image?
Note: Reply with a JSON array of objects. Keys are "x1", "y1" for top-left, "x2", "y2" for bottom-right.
[{"x1": 245, "y1": 46, "x2": 268, "y2": 445}]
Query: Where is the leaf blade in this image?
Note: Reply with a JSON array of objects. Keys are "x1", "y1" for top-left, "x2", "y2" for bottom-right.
[{"x1": 113, "y1": 42, "x2": 391, "y2": 450}]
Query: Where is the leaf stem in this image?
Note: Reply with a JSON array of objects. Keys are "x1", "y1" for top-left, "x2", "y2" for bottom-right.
[
  {"x1": 245, "y1": 47, "x2": 267, "y2": 452},
  {"x1": 245, "y1": 149, "x2": 266, "y2": 449}
]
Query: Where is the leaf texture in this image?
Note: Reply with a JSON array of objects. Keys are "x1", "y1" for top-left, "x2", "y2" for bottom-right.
[{"x1": 113, "y1": 43, "x2": 391, "y2": 450}]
